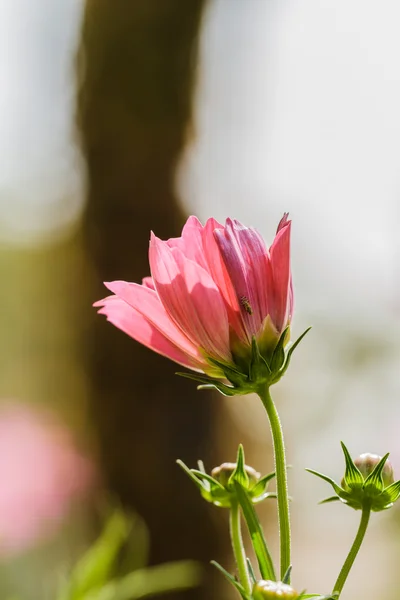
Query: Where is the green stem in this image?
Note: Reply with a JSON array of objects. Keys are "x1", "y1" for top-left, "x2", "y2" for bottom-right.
[
  {"x1": 332, "y1": 503, "x2": 371, "y2": 596},
  {"x1": 230, "y1": 499, "x2": 251, "y2": 595},
  {"x1": 234, "y1": 482, "x2": 276, "y2": 581},
  {"x1": 258, "y1": 386, "x2": 291, "y2": 581}
]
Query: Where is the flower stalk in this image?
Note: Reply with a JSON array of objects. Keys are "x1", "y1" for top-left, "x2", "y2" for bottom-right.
[
  {"x1": 259, "y1": 386, "x2": 291, "y2": 581},
  {"x1": 332, "y1": 503, "x2": 371, "y2": 596},
  {"x1": 230, "y1": 499, "x2": 252, "y2": 595}
]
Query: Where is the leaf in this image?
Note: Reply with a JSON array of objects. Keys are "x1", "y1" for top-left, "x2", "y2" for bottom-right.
[
  {"x1": 234, "y1": 483, "x2": 276, "y2": 581},
  {"x1": 211, "y1": 561, "x2": 250, "y2": 600},
  {"x1": 282, "y1": 565, "x2": 292, "y2": 584},
  {"x1": 66, "y1": 510, "x2": 130, "y2": 600},
  {"x1": 83, "y1": 561, "x2": 201, "y2": 600},
  {"x1": 246, "y1": 558, "x2": 257, "y2": 585}
]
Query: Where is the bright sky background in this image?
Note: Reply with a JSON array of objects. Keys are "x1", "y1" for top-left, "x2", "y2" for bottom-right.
[
  {"x1": 181, "y1": 0, "x2": 400, "y2": 321},
  {"x1": 0, "y1": 0, "x2": 83, "y2": 243}
]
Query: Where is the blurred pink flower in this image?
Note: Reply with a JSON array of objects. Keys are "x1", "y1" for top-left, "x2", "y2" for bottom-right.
[
  {"x1": 0, "y1": 402, "x2": 95, "y2": 557},
  {"x1": 95, "y1": 215, "x2": 292, "y2": 381}
]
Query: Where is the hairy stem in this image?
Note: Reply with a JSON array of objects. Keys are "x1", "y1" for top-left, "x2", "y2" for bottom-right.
[
  {"x1": 332, "y1": 503, "x2": 371, "y2": 596},
  {"x1": 258, "y1": 386, "x2": 291, "y2": 580}
]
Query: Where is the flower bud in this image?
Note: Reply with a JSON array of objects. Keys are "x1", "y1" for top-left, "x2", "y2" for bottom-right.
[
  {"x1": 177, "y1": 445, "x2": 275, "y2": 508},
  {"x1": 211, "y1": 462, "x2": 261, "y2": 490},
  {"x1": 252, "y1": 580, "x2": 299, "y2": 600},
  {"x1": 353, "y1": 453, "x2": 394, "y2": 487},
  {"x1": 307, "y1": 442, "x2": 400, "y2": 513}
]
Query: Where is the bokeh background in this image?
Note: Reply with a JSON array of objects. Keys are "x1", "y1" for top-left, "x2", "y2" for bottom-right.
[{"x1": 1, "y1": 1, "x2": 400, "y2": 599}]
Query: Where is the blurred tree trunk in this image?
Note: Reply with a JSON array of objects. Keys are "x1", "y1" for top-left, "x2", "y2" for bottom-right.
[{"x1": 77, "y1": 1, "x2": 227, "y2": 599}]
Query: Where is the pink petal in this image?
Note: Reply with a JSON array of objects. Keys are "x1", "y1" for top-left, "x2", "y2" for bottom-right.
[
  {"x1": 95, "y1": 295, "x2": 206, "y2": 371},
  {"x1": 166, "y1": 216, "x2": 208, "y2": 270},
  {"x1": 269, "y1": 220, "x2": 292, "y2": 331},
  {"x1": 214, "y1": 219, "x2": 270, "y2": 337},
  {"x1": 142, "y1": 276, "x2": 155, "y2": 290},
  {"x1": 202, "y1": 218, "x2": 248, "y2": 343},
  {"x1": 104, "y1": 280, "x2": 203, "y2": 361},
  {"x1": 276, "y1": 212, "x2": 290, "y2": 233},
  {"x1": 149, "y1": 234, "x2": 231, "y2": 361}
]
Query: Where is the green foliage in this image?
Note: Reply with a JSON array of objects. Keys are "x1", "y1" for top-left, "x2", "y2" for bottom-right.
[{"x1": 57, "y1": 510, "x2": 200, "y2": 600}]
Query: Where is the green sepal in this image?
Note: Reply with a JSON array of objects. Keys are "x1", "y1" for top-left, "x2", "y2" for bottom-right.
[
  {"x1": 229, "y1": 445, "x2": 250, "y2": 489},
  {"x1": 253, "y1": 492, "x2": 277, "y2": 504},
  {"x1": 305, "y1": 469, "x2": 343, "y2": 497},
  {"x1": 197, "y1": 382, "x2": 244, "y2": 396},
  {"x1": 206, "y1": 357, "x2": 249, "y2": 388},
  {"x1": 271, "y1": 327, "x2": 311, "y2": 384},
  {"x1": 250, "y1": 337, "x2": 271, "y2": 383},
  {"x1": 176, "y1": 371, "x2": 246, "y2": 396},
  {"x1": 176, "y1": 460, "x2": 209, "y2": 493},
  {"x1": 251, "y1": 472, "x2": 276, "y2": 498},
  {"x1": 269, "y1": 327, "x2": 289, "y2": 374},
  {"x1": 282, "y1": 565, "x2": 292, "y2": 585},
  {"x1": 363, "y1": 452, "x2": 390, "y2": 494},
  {"x1": 210, "y1": 561, "x2": 251, "y2": 600},
  {"x1": 383, "y1": 479, "x2": 400, "y2": 503},
  {"x1": 246, "y1": 558, "x2": 257, "y2": 585},
  {"x1": 341, "y1": 442, "x2": 364, "y2": 489},
  {"x1": 319, "y1": 496, "x2": 341, "y2": 505}
]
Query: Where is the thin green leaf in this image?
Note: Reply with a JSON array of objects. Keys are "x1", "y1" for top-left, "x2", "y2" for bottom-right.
[
  {"x1": 282, "y1": 565, "x2": 292, "y2": 584},
  {"x1": 83, "y1": 561, "x2": 201, "y2": 600},
  {"x1": 234, "y1": 483, "x2": 276, "y2": 581},
  {"x1": 210, "y1": 561, "x2": 250, "y2": 600},
  {"x1": 246, "y1": 558, "x2": 257, "y2": 584},
  {"x1": 67, "y1": 510, "x2": 129, "y2": 599}
]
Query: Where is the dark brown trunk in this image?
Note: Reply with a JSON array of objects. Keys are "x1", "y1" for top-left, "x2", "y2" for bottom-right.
[{"x1": 77, "y1": 1, "x2": 226, "y2": 598}]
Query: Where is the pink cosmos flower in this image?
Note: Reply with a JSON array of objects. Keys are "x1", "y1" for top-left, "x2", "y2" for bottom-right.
[
  {"x1": 0, "y1": 402, "x2": 96, "y2": 557},
  {"x1": 94, "y1": 215, "x2": 293, "y2": 389}
]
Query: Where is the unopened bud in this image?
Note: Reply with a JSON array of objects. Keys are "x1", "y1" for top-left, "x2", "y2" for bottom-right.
[
  {"x1": 354, "y1": 453, "x2": 394, "y2": 487},
  {"x1": 211, "y1": 462, "x2": 260, "y2": 489},
  {"x1": 308, "y1": 442, "x2": 400, "y2": 513},
  {"x1": 252, "y1": 580, "x2": 299, "y2": 600}
]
